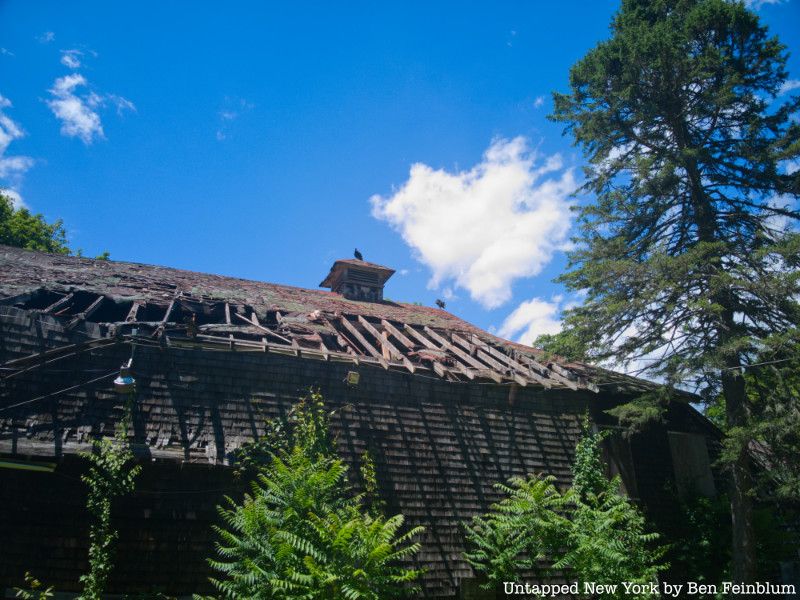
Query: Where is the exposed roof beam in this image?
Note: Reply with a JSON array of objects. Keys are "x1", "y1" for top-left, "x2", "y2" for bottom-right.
[
  {"x1": 338, "y1": 316, "x2": 388, "y2": 369},
  {"x1": 402, "y1": 324, "x2": 452, "y2": 379},
  {"x1": 43, "y1": 293, "x2": 73, "y2": 314},
  {"x1": 452, "y1": 333, "x2": 528, "y2": 387},
  {"x1": 380, "y1": 319, "x2": 417, "y2": 350},
  {"x1": 234, "y1": 311, "x2": 293, "y2": 344},
  {"x1": 357, "y1": 315, "x2": 415, "y2": 373},
  {"x1": 66, "y1": 295, "x2": 105, "y2": 330},
  {"x1": 424, "y1": 326, "x2": 500, "y2": 383},
  {"x1": 470, "y1": 334, "x2": 553, "y2": 389},
  {"x1": 126, "y1": 302, "x2": 141, "y2": 322}
]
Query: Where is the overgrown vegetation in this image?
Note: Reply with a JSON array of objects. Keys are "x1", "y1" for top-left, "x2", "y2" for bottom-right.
[
  {"x1": 78, "y1": 403, "x2": 141, "y2": 600},
  {"x1": 464, "y1": 420, "x2": 666, "y2": 598},
  {"x1": 200, "y1": 390, "x2": 425, "y2": 599}
]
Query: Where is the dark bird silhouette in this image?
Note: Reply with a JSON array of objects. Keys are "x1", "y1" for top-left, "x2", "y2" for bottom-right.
[
  {"x1": 354, "y1": 248, "x2": 363, "y2": 261},
  {"x1": 435, "y1": 299, "x2": 446, "y2": 309}
]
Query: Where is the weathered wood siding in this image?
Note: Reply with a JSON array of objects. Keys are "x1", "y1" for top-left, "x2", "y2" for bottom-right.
[{"x1": 0, "y1": 306, "x2": 695, "y2": 598}]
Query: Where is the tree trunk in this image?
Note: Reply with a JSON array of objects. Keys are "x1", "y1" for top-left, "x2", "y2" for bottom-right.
[{"x1": 722, "y1": 367, "x2": 756, "y2": 586}]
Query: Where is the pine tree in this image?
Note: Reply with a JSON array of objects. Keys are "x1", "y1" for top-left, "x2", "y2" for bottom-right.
[{"x1": 549, "y1": 0, "x2": 800, "y2": 582}]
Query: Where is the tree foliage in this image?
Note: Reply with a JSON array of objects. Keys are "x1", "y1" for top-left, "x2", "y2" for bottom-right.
[
  {"x1": 0, "y1": 191, "x2": 111, "y2": 258},
  {"x1": 549, "y1": 0, "x2": 799, "y2": 580},
  {"x1": 0, "y1": 192, "x2": 69, "y2": 254},
  {"x1": 201, "y1": 391, "x2": 425, "y2": 599},
  {"x1": 726, "y1": 331, "x2": 800, "y2": 500},
  {"x1": 464, "y1": 420, "x2": 666, "y2": 598},
  {"x1": 551, "y1": 0, "x2": 799, "y2": 398}
]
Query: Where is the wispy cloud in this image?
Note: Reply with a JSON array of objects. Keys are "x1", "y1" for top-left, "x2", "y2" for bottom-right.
[
  {"x1": 506, "y1": 30, "x2": 518, "y2": 48},
  {"x1": 779, "y1": 79, "x2": 800, "y2": 95},
  {"x1": 0, "y1": 48, "x2": 14, "y2": 57},
  {"x1": 216, "y1": 96, "x2": 254, "y2": 141},
  {"x1": 0, "y1": 94, "x2": 34, "y2": 207},
  {"x1": 37, "y1": 31, "x2": 55, "y2": 44},
  {"x1": 60, "y1": 49, "x2": 83, "y2": 69},
  {"x1": 745, "y1": 0, "x2": 785, "y2": 8},
  {"x1": 371, "y1": 137, "x2": 576, "y2": 309},
  {"x1": 46, "y1": 74, "x2": 135, "y2": 144},
  {"x1": 533, "y1": 96, "x2": 545, "y2": 109}
]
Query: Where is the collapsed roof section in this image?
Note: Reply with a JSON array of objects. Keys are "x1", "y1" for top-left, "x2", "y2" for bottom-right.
[{"x1": 0, "y1": 245, "x2": 650, "y2": 392}]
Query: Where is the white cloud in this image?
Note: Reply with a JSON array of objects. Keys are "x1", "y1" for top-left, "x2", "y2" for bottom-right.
[
  {"x1": 47, "y1": 74, "x2": 104, "y2": 143},
  {"x1": 37, "y1": 31, "x2": 55, "y2": 44},
  {"x1": 784, "y1": 159, "x2": 800, "y2": 175},
  {"x1": 0, "y1": 94, "x2": 34, "y2": 195},
  {"x1": 46, "y1": 74, "x2": 135, "y2": 144},
  {"x1": 60, "y1": 49, "x2": 82, "y2": 69},
  {"x1": 533, "y1": 96, "x2": 545, "y2": 108},
  {"x1": 498, "y1": 297, "x2": 562, "y2": 345},
  {"x1": 0, "y1": 48, "x2": 14, "y2": 57},
  {"x1": 371, "y1": 137, "x2": 576, "y2": 308},
  {"x1": 1, "y1": 188, "x2": 25, "y2": 209},
  {"x1": 779, "y1": 79, "x2": 800, "y2": 95}
]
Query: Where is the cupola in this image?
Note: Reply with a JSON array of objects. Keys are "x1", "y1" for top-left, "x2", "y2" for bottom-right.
[{"x1": 320, "y1": 259, "x2": 395, "y2": 302}]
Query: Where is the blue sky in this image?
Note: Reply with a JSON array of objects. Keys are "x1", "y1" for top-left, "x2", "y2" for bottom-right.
[{"x1": 2, "y1": 0, "x2": 799, "y2": 343}]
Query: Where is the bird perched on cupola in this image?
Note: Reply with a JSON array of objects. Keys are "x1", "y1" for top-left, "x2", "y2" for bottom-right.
[{"x1": 354, "y1": 248, "x2": 363, "y2": 260}]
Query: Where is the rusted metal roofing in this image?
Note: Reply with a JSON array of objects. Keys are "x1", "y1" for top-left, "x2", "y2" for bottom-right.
[{"x1": 0, "y1": 245, "x2": 654, "y2": 392}]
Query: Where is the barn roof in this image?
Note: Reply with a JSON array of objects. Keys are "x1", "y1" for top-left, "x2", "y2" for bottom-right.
[{"x1": 0, "y1": 245, "x2": 653, "y2": 393}]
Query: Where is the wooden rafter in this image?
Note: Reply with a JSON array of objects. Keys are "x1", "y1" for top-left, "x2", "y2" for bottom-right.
[
  {"x1": 234, "y1": 311, "x2": 292, "y2": 345},
  {"x1": 66, "y1": 295, "x2": 105, "y2": 330},
  {"x1": 126, "y1": 302, "x2": 141, "y2": 322},
  {"x1": 338, "y1": 316, "x2": 388, "y2": 369},
  {"x1": 469, "y1": 334, "x2": 554, "y2": 389},
  {"x1": 518, "y1": 354, "x2": 578, "y2": 391},
  {"x1": 224, "y1": 302, "x2": 235, "y2": 349},
  {"x1": 402, "y1": 324, "x2": 452, "y2": 378},
  {"x1": 452, "y1": 333, "x2": 528, "y2": 386},
  {"x1": 317, "y1": 336, "x2": 330, "y2": 360},
  {"x1": 423, "y1": 326, "x2": 501, "y2": 383},
  {"x1": 380, "y1": 319, "x2": 417, "y2": 349},
  {"x1": 152, "y1": 296, "x2": 178, "y2": 339},
  {"x1": 43, "y1": 292, "x2": 74, "y2": 314},
  {"x1": 357, "y1": 315, "x2": 415, "y2": 373}
]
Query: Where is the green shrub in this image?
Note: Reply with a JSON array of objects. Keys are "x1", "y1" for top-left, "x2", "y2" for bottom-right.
[{"x1": 200, "y1": 391, "x2": 424, "y2": 599}]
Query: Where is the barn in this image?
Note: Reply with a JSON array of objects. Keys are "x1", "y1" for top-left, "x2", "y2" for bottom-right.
[{"x1": 0, "y1": 245, "x2": 721, "y2": 598}]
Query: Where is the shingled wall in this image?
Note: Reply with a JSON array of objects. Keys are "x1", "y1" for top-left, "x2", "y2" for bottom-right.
[{"x1": 0, "y1": 305, "x2": 695, "y2": 598}]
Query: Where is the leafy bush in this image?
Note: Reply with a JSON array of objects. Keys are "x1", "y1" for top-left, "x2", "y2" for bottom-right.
[
  {"x1": 201, "y1": 391, "x2": 424, "y2": 599},
  {"x1": 464, "y1": 418, "x2": 666, "y2": 598},
  {"x1": 463, "y1": 475, "x2": 568, "y2": 586}
]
